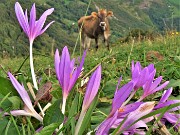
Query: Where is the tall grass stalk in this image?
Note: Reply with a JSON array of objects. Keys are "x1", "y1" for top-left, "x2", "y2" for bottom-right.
[
  {"x1": 10, "y1": 115, "x2": 21, "y2": 135},
  {"x1": 125, "y1": 39, "x2": 134, "y2": 69},
  {"x1": 5, "y1": 119, "x2": 11, "y2": 135}
]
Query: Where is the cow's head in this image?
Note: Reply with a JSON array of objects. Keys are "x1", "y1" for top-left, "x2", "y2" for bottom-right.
[{"x1": 92, "y1": 9, "x2": 113, "y2": 31}]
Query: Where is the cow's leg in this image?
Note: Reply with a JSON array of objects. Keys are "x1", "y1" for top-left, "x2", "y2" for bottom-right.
[
  {"x1": 86, "y1": 38, "x2": 91, "y2": 50},
  {"x1": 81, "y1": 33, "x2": 86, "y2": 50},
  {"x1": 104, "y1": 32, "x2": 110, "y2": 50},
  {"x1": 95, "y1": 38, "x2": 99, "y2": 51}
]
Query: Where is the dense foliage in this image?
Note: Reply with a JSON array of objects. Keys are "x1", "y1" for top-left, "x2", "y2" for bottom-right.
[{"x1": 0, "y1": 0, "x2": 179, "y2": 57}]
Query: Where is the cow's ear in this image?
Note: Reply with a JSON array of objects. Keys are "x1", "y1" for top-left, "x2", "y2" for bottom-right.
[
  {"x1": 107, "y1": 11, "x2": 113, "y2": 17},
  {"x1": 91, "y1": 12, "x2": 98, "y2": 17}
]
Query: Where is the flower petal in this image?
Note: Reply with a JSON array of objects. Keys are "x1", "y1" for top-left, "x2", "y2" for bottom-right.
[
  {"x1": 34, "y1": 8, "x2": 54, "y2": 38},
  {"x1": 15, "y1": 2, "x2": 30, "y2": 36},
  {"x1": 121, "y1": 102, "x2": 155, "y2": 130},
  {"x1": 29, "y1": 3, "x2": 36, "y2": 37},
  {"x1": 152, "y1": 81, "x2": 169, "y2": 93},
  {"x1": 110, "y1": 81, "x2": 134, "y2": 116},
  {"x1": 159, "y1": 88, "x2": 173, "y2": 102},
  {"x1": 8, "y1": 72, "x2": 34, "y2": 112},
  {"x1": 96, "y1": 111, "x2": 118, "y2": 135},
  {"x1": 55, "y1": 49, "x2": 60, "y2": 81},
  {"x1": 38, "y1": 21, "x2": 55, "y2": 36},
  {"x1": 82, "y1": 65, "x2": 101, "y2": 110},
  {"x1": 10, "y1": 110, "x2": 32, "y2": 117},
  {"x1": 68, "y1": 50, "x2": 86, "y2": 91}
]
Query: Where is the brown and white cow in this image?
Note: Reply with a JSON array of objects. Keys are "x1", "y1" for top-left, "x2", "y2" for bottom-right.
[{"x1": 78, "y1": 9, "x2": 113, "y2": 50}]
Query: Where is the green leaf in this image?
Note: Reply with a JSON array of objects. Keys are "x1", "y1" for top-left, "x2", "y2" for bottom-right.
[
  {"x1": 167, "y1": 79, "x2": 180, "y2": 88},
  {"x1": 68, "y1": 93, "x2": 79, "y2": 135},
  {"x1": 0, "y1": 76, "x2": 18, "y2": 96},
  {"x1": 0, "y1": 117, "x2": 20, "y2": 135},
  {"x1": 43, "y1": 99, "x2": 64, "y2": 126},
  {"x1": 102, "y1": 81, "x2": 116, "y2": 98},
  {"x1": 35, "y1": 123, "x2": 59, "y2": 135},
  {"x1": 78, "y1": 96, "x2": 98, "y2": 135},
  {"x1": 8, "y1": 96, "x2": 21, "y2": 110}
]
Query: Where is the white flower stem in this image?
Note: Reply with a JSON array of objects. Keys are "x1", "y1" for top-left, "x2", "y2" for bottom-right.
[
  {"x1": 29, "y1": 41, "x2": 38, "y2": 90},
  {"x1": 58, "y1": 96, "x2": 67, "y2": 134},
  {"x1": 74, "y1": 109, "x2": 86, "y2": 135},
  {"x1": 61, "y1": 96, "x2": 67, "y2": 115}
]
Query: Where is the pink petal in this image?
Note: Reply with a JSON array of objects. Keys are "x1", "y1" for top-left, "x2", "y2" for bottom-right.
[
  {"x1": 29, "y1": 3, "x2": 36, "y2": 37},
  {"x1": 8, "y1": 72, "x2": 34, "y2": 112},
  {"x1": 10, "y1": 110, "x2": 32, "y2": 116},
  {"x1": 54, "y1": 49, "x2": 60, "y2": 81},
  {"x1": 152, "y1": 81, "x2": 169, "y2": 93},
  {"x1": 15, "y1": 2, "x2": 30, "y2": 36},
  {"x1": 121, "y1": 102, "x2": 155, "y2": 130},
  {"x1": 38, "y1": 21, "x2": 55, "y2": 36},
  {"x1": 159, "y1": 88, "x2": 172, "y2": 102},
  {"x1": 34, "y1": 8, "x2": 54, "y2": 38},
  {"x1": 82, "y1": 65, "x2": 101, "y2": 110}
]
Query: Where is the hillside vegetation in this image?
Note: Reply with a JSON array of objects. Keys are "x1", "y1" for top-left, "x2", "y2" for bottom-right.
[{"x1": 0, "y1": 0, "x2": 179, "y2": 56}]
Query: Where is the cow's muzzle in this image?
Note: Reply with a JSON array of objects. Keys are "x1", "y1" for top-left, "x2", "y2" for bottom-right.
[{"x1": 100, "y1": 22, "x2": 106, "y2": 30}]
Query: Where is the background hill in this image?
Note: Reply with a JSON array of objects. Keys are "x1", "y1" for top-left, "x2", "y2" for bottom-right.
[{"x1": 0, "y1": 0, "x2": 179, "y2": 56}]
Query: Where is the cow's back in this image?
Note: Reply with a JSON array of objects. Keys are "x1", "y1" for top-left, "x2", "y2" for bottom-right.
[{"x1": 78, "y1": 15, "x2": 101, "y2": 39}]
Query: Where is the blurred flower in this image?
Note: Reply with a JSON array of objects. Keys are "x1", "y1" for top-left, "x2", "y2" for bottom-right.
[
  {"x1": 97, "y1": 101, "x2": 155, "y2": 135},
  {"x1": 139, "y1": 73, "x2": 169, "y2": 101},
  {"x1": 154, "y1": 88, "x2": 180, "y2": 130},
  {"x1": 131, "y1": 61, "x2": 155, "y2": 91},
  {"x1": 15, "y1": 2, "x2": 54, "y2": 43},
  {"x1": 75, "y1": 65, "x2": 101, "y2": 135},
  {"x1": 55, "y1": 46, "x2": 86, "y2": 114},
  {"x1": 8, "y1": 72, "x2": 43, "y2": 122},
  {"x1": 114, "y1": 102, "x2": 155, "y2": 135}
]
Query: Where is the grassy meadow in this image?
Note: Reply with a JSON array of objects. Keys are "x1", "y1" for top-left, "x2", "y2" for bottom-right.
[{"x1": 0, "y1": 29, "x2": 180, "y2": 135}]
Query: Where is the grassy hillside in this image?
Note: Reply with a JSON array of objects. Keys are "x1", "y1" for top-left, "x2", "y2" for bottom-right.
[{"x1": 0, "y1": 0, "x2": 179, "y2": 57}]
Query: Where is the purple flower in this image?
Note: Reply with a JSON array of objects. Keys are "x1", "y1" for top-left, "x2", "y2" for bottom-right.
[
  {"x1": 8, "y1": 72, "x2": 43, "y2": 122},
  {"x1": 154, "y1": 88, "x2": 180, "y2": 130},
  {"x1": 82, "y1": 65, "x2": 101, "y2": 111},
  {"x1": 131, "y1": 61, "x2": 155, "y2": 91},
  {"x1": 75, "y1": 65, "x2": 101, "y2": 135},
  {"x1": 96, "y1": 80, "x2": 135, "y2": 134},
  {"x1": 15, "y1": 2, "x2": 54, "y2": 43},
  {"x1": 55, "y1": 46, "x2": 86, "y2": 99},
  {"x1": 96, "y1": 111, "x2": 118, "y2": 135},
  {"x1": 139, "y1": 74, "x2": 169, "y2": 101},
  {"x1": 110, "y1": 81, "x2": 134, "y2": 116},
  {"x1": 118, "y1": 102, "x2": 155, "y2": 134}
]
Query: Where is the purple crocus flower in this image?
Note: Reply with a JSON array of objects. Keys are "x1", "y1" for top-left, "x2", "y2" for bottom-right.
[
  {"x1": 96, "y1": 102, "x2": 155, "y2": 135},
  {"x1": 15, "y1": 2, "x2": 54, "y2": 91},
  {"x1": 75, "y1": 65, "x2": 101, "y2": 135},
  {"x1": 96, "y1": 80, "x2": 135, "y2": 134},
  {"x1": 8, "y1": 72, "x2": 43, "y2": 122},
  {"x1": 118, "y1": 102, "x2": 155, "y2": 134},
  {"x1": 131, "y1": 61, "x2": 155, "y2": 91},
  {"x1": 55, "y1": 46, "x2": 86, "y2": 114},
  {"x1": 15, "y1": 2, "x2": 54, "y2": 43}
]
